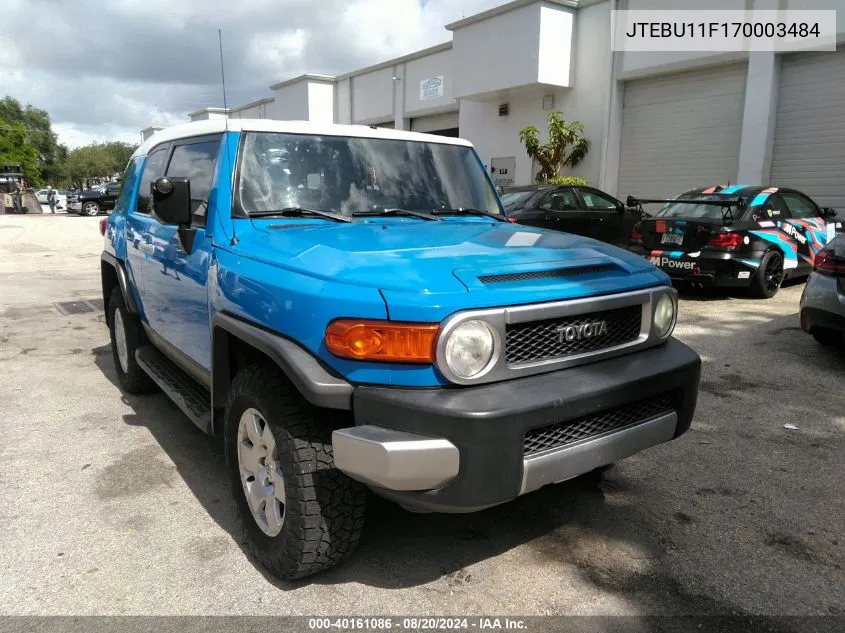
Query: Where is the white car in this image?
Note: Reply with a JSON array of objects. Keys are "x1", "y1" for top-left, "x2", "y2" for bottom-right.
[{"x1": 35, "y1": 189, "x2": 68, "y2": 209}]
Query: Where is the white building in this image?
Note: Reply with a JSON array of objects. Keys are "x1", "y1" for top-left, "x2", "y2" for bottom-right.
[{"x1": 145, "y1": 0, "x2": 845, "y2": 207}]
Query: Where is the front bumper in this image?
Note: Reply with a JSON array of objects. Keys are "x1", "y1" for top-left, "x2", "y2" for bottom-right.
[
  {"x1": 332, "y1": 337, "x2": 701, "y2": 513},
  {"x1": 68, "y1": 202, "x2": 82, "y2": 212},
  {"x1": 632, "y1": 248, "x2": 757, "y2": 287}
]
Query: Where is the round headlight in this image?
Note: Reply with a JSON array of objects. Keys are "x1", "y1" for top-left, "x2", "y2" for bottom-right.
[
  {"x1": 443, "y1": 320, "x2": 496, "y2": 379},
  {"x1": 653, "y1": 293, "x2": 676, "y2": 338}
]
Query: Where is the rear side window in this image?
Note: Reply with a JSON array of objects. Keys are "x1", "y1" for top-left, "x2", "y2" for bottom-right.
[
  {"x1": 581, "y1": 190, "x2": 619, "y2": 210},
  {"x1": 165, "y1": 138, "x2": 222, "y2": 225},
  {"x1": 115, "y1": 158, "x2": 142, "y2": 213},
  {"x1": 780, "y1": 192, "x2": 819, "y2": 219},
  {"x1": 136, "y1": 147, "x2": 168, "y2": 214}
]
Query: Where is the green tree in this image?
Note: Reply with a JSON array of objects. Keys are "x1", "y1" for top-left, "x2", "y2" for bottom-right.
[
  {"x1": 61, "y1": 141, "x2": 138, "y2": 188},
  {"x1": 518, "y1": 111, "x2": 590, "y2": 184},
  {"x1": 0, "y1": 96, "x2": 62, "y2": 185},
  {"x1": 0, "y1": 118, "x2": 42, "y2": 185}
]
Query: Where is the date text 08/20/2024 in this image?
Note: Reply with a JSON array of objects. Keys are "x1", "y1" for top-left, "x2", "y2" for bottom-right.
[{"x1": 308, "y1": 618, "x2": 527, "y2": 630}]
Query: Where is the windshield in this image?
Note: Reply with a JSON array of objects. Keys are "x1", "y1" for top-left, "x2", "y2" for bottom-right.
[
  {"x1": 655, "y1": 194, "x2": 751, "y2": 219},
  {"x1": 500, "y1": 191, "x2": 535, "y2": 210},
  {"x1": 237, "y1": 132, "x2": 502, "y2": 217}
]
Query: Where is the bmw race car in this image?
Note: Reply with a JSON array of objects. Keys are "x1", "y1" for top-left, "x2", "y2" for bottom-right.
[{"x1": 628, "y1": 185, "x2": 841, "y2": 298}]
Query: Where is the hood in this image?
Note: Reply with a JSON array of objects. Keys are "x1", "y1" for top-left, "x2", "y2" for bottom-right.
[{"x1": 237, "y1": 219, "x2": 667, "y2": 319}]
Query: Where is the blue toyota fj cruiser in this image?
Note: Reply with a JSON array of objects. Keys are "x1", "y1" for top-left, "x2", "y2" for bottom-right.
[{"x1": 100, "y1": 119, "x2": 701, "y2": 579}]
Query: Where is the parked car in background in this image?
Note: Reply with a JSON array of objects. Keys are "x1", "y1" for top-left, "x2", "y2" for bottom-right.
[
  {"x1": 502, "y1": 184, "x2": 641, "y2": 248},
  {"x1": 800, "y1": 233, "x2": 845, "y2": 348},
  {"x1": 35, "y1": 188, "x2": 68, "y2": 209},
  {"x1": 68, "y1": 181, "x2": 122, "y2": 216},
  {"x1": 628, "y1": 185, "x2": 841, "y2": 298}
]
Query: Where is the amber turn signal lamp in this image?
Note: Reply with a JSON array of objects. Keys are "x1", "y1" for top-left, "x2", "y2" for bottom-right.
[{"x1": 325, "y1": 319, "x2": 440, "y2": 363}]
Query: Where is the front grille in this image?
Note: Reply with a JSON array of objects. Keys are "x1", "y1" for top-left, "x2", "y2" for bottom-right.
[
  {"x1": 479, "y1": 265, "x2": 616, "y2": 284},
  {"x1": 505, "y1": 305, "x2": 642, "y2": 364},
  {"x1": 524, "y1": 395, "x2": 675, "y2": 457}
]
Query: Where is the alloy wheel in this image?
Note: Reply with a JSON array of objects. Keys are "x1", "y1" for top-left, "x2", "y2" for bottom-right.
[{"x1": 237, "y1": 408, "x2": 285, "y2": 537}]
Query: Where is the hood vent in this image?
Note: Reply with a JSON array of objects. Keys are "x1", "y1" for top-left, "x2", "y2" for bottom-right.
[{"x1": 479, "y1": 264, "x2": 617, "y2": 285}]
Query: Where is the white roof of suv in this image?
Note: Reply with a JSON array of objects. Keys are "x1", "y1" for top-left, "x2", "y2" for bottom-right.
[{"x1": 132, "y1": 118, "x2": 473, "y2": 159}]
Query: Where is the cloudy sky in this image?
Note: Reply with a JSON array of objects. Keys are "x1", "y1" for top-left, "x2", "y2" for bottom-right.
[{"x1": 0, "y1": 0, "x2": 510, "y2": 148}]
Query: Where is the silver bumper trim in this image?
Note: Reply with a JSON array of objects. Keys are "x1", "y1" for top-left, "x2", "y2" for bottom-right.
[
  {"x1": 332, "y1": 425, "x2": 460, "y2": 491},
  {"x1": 520, "y1": 412, "x2": 678, "y2": 495}
]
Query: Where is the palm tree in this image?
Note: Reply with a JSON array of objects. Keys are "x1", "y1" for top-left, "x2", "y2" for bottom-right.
[{"x1": 518, "y1": 111, "x2": 590, "y2": 184}]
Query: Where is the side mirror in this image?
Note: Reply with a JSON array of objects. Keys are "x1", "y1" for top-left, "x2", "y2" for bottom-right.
[
  {"x1": 152, "y1": 177, "x2": 191, "y2": 226},
  {"x1": 822, "y1": 207, "x2": 837, "y2": 218}
]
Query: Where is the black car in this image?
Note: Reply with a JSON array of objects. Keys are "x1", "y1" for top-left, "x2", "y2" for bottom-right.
[
  {"x1": 70, "y1": 181, "x2": 122, "y2": 216},
  {"x1": 627, "y1": 184, "x2": 841, "y2": 298},
  {"x1": 502, "y1": 184, "x2": 641, "y2": 248}
]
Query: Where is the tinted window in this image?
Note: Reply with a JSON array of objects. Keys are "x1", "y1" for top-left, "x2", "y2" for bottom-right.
[
  {"x1": 136, "y1": 148, "x2": 168, "y2": 214},
  {"x1": 115, "y1": 158, "x2": 142, "y2": 213},
  {"x1": 539, "y1": 190, "x2": 578, "y2": 211},
  {"x1": 581, "y1": 190, "x2": 619, "y2": 210},
  {"x1": 780, "y1": 192, "x2": 819, "y2": 219},
  {"x1": 238, "y1": 132, "x2": 501, "y2": 216},
  {"x1": 500, "y1": 191, "x2": 535, "y2": 210},
  {"x1": 165, "y1": 139, "x2": 222, "y2": 224}
]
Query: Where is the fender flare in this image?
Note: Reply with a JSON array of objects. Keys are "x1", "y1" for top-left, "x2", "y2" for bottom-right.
[
  {"x1": 101, "y1": 251, "x2": 138, "y2": 314},
  {"x1": 211, "y1": 312, "x2": 353, "y2": 412}
]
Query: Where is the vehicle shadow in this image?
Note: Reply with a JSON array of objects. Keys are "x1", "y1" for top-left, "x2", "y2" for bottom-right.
[{"x1": 674, "y1": 276, "x2": 806, "y2": 302}]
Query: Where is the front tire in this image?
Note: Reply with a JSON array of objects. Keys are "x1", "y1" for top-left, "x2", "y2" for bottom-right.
[
  {"x1": 82, "y1": 201, "x2": 101, "y2": 216},
  {"x1": 225, "y1": 365, "x2": 366, "y2": 580},
  {"x1": 108, "y1": 287, "x2": 156, "y2": 393},
  {"x1": 750, "y1": 250, "x2": 784, "y2": 299}
]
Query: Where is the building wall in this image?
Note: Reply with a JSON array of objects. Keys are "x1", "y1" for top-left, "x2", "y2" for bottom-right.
[
  {"x1": 335, "y1": 78, "x2": 352, "y2": 124},
  {"x1": 266, "y1": 81, "x2": 310, "y2": 121},
  {"x1": 459, "y1": 0, "x2": 612, "y2": 188},
  {"x1": 351, "y1": 68, "x2": 394, "y2": 123},
  {"x1": 537, "y1": 4, "x2": 574, "y2": 86},
  {"x1": 307, "y1": 82, "x2": 335, "y2": 123},
  {"x1": 403, "y1": 48, "x2": 456, "y2": 115},
  {"x1": 451, "y1": 3, "x2": 543, "y2": 99}
]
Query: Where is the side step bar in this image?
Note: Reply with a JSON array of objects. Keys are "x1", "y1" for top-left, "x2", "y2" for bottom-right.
[{"x1": 136, "y1": 345, "x2": 212, "y2": 434}]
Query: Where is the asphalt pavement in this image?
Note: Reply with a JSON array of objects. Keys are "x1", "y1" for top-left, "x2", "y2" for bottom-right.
[{"x1": 0, "y1": 214, "x2": 842, "y2": 617}]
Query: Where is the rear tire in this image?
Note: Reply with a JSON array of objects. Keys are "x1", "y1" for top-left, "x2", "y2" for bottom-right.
[
  {"x1": 812, "y1": 328, "x2": 843, "y2": 348},
  {"x1": 749, "y1": 250, "x2": 784, "y2": 299},
  {"x1": 225, "y1": 365, "x2": 366, "y2": 580},
  {"x1": 108, "y1": 287, "x2": 157, "y2": 393}
]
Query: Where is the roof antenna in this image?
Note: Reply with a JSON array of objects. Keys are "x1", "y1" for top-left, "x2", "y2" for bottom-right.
[{"x1": 219, "y1": 28, "x2": 237, "y2": 246}]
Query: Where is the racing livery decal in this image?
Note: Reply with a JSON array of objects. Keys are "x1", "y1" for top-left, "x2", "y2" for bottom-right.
[{"x1": 628, "y1": 184, "x2": 840, "y2": 297}]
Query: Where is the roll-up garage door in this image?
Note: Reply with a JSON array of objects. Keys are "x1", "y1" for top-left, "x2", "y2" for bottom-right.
[
  {"x1": 618, "y1": 63, "x2": 747, "y2": 200},
  {"x1": 770, "y1": 49, "x2": 845, "y2": 209},
  {"x1": 410, "y1": 111, "x2": 459, "y2": 136}
]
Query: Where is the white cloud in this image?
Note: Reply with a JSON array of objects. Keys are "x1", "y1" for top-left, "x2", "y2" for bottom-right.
[{"x1": 2, "y1": 0, "x2": 508, "y2": 147}]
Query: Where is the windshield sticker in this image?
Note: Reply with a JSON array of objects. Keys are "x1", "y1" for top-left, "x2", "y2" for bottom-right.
[{"x1": 505, "y1": 232, "x2": 541, "y2": 247}]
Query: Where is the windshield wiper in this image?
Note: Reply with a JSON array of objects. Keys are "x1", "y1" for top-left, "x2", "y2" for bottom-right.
[
  {"x1": 352, "y1": 208, "x2": 441, "y2": 221},
  {"x1": 430, "y1": 208, "x2": 506, "y2": 222},
  {"x1": 248, "y1": 207, "x2": 355, "y2": 223}
]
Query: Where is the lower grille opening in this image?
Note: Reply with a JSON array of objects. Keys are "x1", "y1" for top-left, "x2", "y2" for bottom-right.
[{"x1": 523, "y1": 394, "x2": 675, "y2": 457}]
